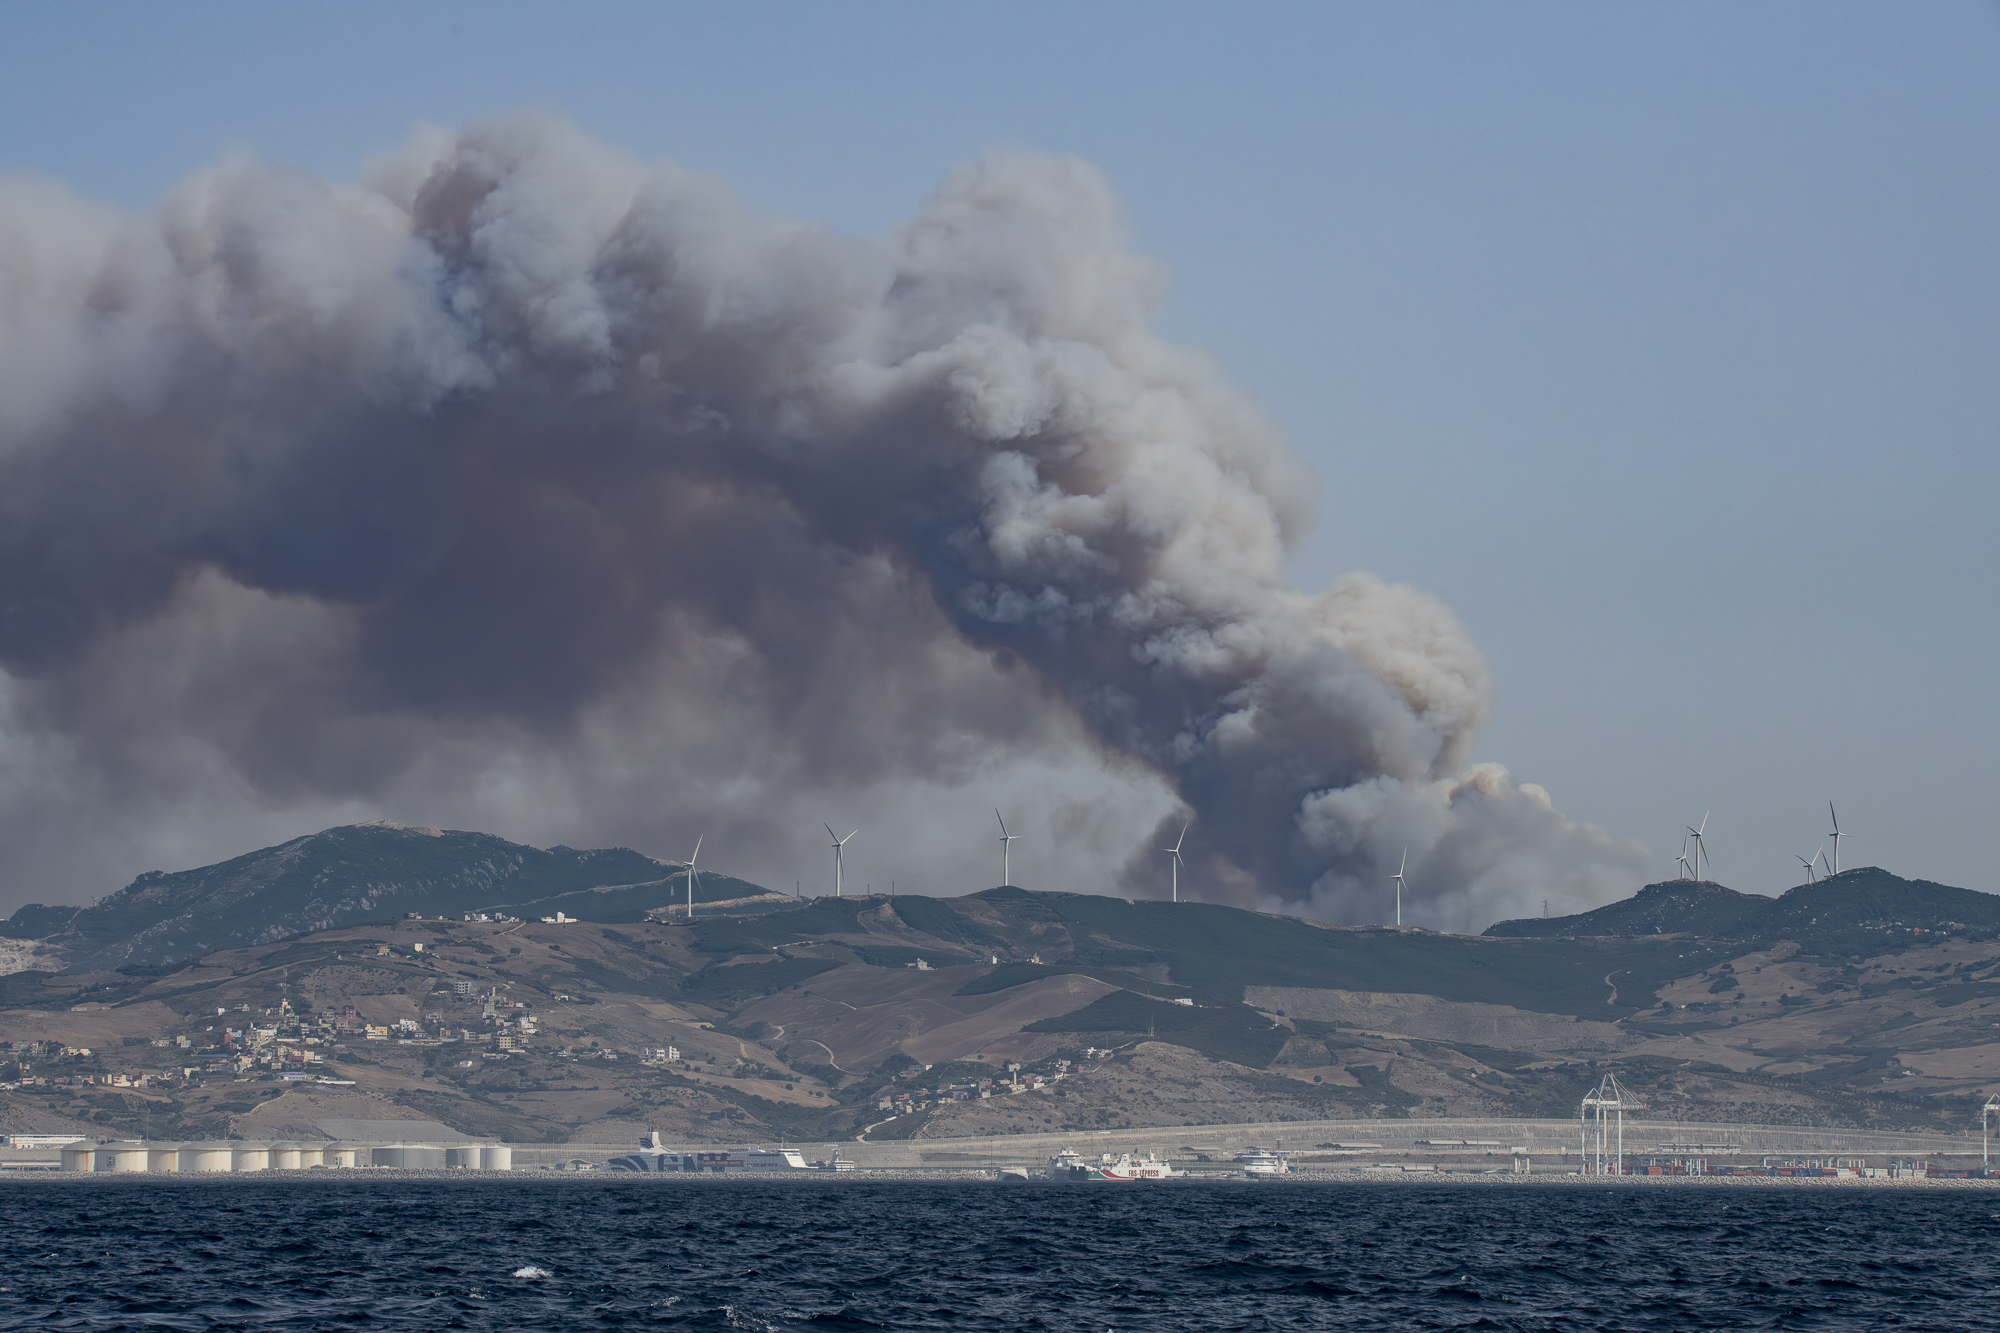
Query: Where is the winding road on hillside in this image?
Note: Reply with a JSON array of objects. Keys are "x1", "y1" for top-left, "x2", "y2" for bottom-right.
[
  {"x1": 806, "y1": 1039, "x2": 848, "y2": 1073},
  {"x1": 853, "y1": 1114, "x2": 900, "y2": 1142}
]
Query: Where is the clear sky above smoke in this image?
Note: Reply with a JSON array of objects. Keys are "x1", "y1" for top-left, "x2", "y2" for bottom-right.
[{"x1": 0, "y1": 2, "x2": 1993, "y2": 917}]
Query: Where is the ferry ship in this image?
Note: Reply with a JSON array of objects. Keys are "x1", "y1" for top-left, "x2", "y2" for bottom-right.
[
  {"x1": 1234, "y1": 1148, "x2": 1291, "y2": 1176},
  {"x1": 1047, "y1": 1149, "x2": 1182, "y2": 1181}
]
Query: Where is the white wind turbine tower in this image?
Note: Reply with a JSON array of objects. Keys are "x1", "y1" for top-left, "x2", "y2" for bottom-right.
[
  {"x1": 685, "y1": 834, "x2": 703, "y2": 919},
  {"x1": 1796, "y1": 850, "x2": 1820, "y2": 885},
  {"x1": 1686, "y1": 814, "x2": 1711, "y2": 882},
  {"x1": 1391, "y1": 849, "x2": 1408, "y2": 927},
  {"x1": 1675, "y1": 832, "x2": 1693, "y2": 881},
  {"x1": 1828, "y1": 802, "x2": 1844, "y2": 875},
  {"x1": 1162, "y1": 821, "x2": 1189, "y2": 902},
  {"x1": 995, "y1": 810, "x2": 1023, "y2": 887},
  {"x1": 824, "y1": 824, "x2": 857, "y2": 898}
]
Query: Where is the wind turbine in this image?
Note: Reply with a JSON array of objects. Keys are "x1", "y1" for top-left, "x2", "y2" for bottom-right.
[
  {"x1": 1828, "y1": 802, "x2": 1843, "y2": 875},
  {"x1": 824, "y1": 824, "x2": 857, "y2": 898},
  {"x1": 1675, "y1": 832, "x2": 1692, "y2": 881},
  {"x1": 1391, "y1": 848, "x2": 1408, "y2": 927},
  {"x1": 1686, "y1": 814, "x2": 1710, "y2": 883},
  {"x1": 685, "y1": 834, "x2": 703, "y2": 919},
  {"x1": 1162, "y1": 821, "x2": 1189, "y2": 902},
  {"x1": 995, "y1": 810, "x2": 1023, "y2": 887},
  {"x1": 1796, "y1": 849, "x2": 1820, "y2": 885}
]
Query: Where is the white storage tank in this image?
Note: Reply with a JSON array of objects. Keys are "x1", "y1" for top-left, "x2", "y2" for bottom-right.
[
  {"x1": 185, "y1": 1146, "x2": 235, "y2": 1173},
  {"x1": 108, "y1": 1145, "x2": 152, "y2": 1173},
  {"x1": 148, "y1": 1148, "x2": 180, "y2": 1172},
  {"x1": 480, "y1": 1146, "x2": 513, "y2": 1171},
  {"x1": 271, "y1": 1145, "x2": 302, "y2": 1170},
  {"x1": 233, "y1": 1147, "x2": 270, "y2": 1172},
  {"x1": 444, "y1": 1147, "x2": 477, "y2": 1168},
  {"x1": 294, "y1": 1145, "x2": 324, "y2": 1169},
  {"x1": 59, "y1": 1144, "x2": 95, "y2": 1172}
]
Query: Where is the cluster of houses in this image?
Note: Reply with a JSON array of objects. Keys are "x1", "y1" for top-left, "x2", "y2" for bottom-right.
[
  {"x1": 1, "y1": 1029, "x2": 333, "y2": 1091},
  {"x1": 873, "y1": 1057, "x2": 1101, "y2": 1115},
  {"x1": 0, "y1": 975, "x2": 553, "y2": 1095}
]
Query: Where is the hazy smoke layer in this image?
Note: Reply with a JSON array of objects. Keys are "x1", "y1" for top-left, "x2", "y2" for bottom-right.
[{"x1": 0, "y1": 114, "x2": 1644, "y2": 930}]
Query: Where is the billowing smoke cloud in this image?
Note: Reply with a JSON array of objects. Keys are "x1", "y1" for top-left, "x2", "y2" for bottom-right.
[{"x1": 0, "y1": 113, "x2": 1644, "y2": 931}]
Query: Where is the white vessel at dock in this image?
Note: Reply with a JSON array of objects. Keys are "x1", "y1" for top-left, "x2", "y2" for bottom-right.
[
  {"x1": 1048, "y1": 1149, "x2": 1182, "y2": 1181},
  {"x1": 1234, "y1": 1149, "x2": 1291, "y2": 1176}
]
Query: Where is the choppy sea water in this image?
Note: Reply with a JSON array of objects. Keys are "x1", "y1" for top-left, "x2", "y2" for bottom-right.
[{"x1": 6, "y1": 1178, "x2": 2000, "y2": 1331}]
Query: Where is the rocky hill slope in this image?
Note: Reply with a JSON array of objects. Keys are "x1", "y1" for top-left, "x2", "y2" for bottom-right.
[{"x1": 0, "y1": 821, "x2": 773, "y2": 973}]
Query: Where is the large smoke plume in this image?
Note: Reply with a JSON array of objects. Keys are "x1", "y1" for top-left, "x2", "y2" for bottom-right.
[{"x1": 0, "y1": 113, "x2": 1644, "y2": 930}]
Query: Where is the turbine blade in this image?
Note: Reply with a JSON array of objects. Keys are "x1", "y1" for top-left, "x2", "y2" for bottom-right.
[
  {"x1": 691, "y1": 833, "x2": 703, "y2": 862},
  {"x1": 825, "y1": 822, "x2": 838, "y2": 841}
]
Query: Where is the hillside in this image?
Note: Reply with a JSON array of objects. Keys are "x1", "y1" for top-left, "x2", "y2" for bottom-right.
[
  {"x1": 686, "y1": 887, "x2": 1747, "y2": 1023},
  {"x1": 1485, "y1": 868, "x2": 2000, "y2": 956},
  {"x1": 8, "y1": 866, "x2": 2000, "y2": 1148},
  {"x1": 0, "y1": 821, "x2": 773, "y2": 973}
]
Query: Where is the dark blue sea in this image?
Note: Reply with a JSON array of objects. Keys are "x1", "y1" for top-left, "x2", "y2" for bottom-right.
[{"x1": 6, "y1": 1178, "x2": 1999, "y2": 1330}]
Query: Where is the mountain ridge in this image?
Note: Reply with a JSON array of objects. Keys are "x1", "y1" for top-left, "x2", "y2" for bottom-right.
[
  {"x1": 5, "y1": 845, "x2": 2000, "y2": 1146},
  {"x1": 1484, "y1": 867, "x2": 2000, "y2": 956},
  {"x1": 0, "y1": 821, "x2": 772, "y2": 973}
]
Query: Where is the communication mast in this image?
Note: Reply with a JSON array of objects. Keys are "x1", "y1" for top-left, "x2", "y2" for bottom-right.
[
  {"x1": 1983, "y1": 1095, "x2": 2000, "y2": 1168},
  {"x1": 1579, "y1": 1072, "x2": 1629, "y2": 1176}
]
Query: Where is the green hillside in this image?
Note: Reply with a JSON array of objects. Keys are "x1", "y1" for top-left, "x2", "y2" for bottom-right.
[
  {"x1": 0, "y1": 821, "x2": 772, "y2": 973},
  {"x1": 22, "y1": 819, "x2": 1993, "y2": 1048},
  {"x1": 1485, "y1": 868, "x2": 2000, "y2": 957},
  {"x1": 686, "y1": 889, "x2": 1733, "y2": 1022},
  {"x1": 1023, "y1": 990, "x2": 1292, "y2": 1067}
]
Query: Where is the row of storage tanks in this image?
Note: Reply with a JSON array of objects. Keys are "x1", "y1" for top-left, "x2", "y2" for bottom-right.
[{"x1": 61, "y1": 1141, "x2": 513, "y2": 1172}]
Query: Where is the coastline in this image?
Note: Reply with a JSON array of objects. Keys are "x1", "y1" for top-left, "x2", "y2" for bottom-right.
[{"x1": 9, "y1": 1166, "x2": 2000, "y2": 1188}]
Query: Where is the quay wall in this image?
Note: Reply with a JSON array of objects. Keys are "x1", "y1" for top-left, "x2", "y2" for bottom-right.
[{"x1": 28, "y1": 1118, "x2": 1994, "y2": 1177}]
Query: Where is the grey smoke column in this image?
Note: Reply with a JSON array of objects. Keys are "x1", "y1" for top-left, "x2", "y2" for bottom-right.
[{"x1": 0, "y1": 113, "x2": 1642, "y2": 926}]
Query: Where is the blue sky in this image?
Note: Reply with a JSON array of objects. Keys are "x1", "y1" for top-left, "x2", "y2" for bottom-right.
[{"x1": 2, "y1": 1, "x2": 1994, "y2": 898}]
